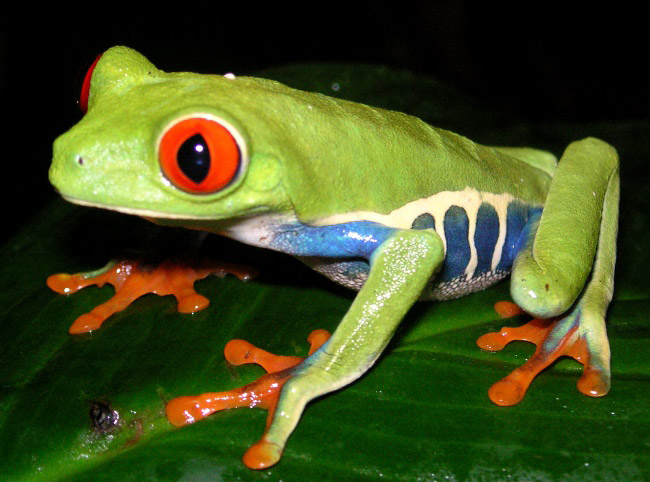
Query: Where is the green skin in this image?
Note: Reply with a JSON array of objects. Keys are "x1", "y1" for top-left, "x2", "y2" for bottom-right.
[{"x1": 50, "y1": 47, "x2": 619, "y2": 468}]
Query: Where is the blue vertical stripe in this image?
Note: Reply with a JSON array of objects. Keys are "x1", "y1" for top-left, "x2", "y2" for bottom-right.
[
  {"x1": 440, "y1": 205, "x2": 470, "y2": 281},
  {"x1": 474, "y1": 203, "x2": 500, "y2": 274},
  {"x1": 497, "y1": 203, "x2": 543, "y2": 271}
]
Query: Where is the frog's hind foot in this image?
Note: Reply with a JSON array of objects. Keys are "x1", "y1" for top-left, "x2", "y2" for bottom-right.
[
  {"x1": 477, "y1": 301, "x2": 610, "y2": 406},
  {"x1": 165, "y1": 329, "x2": 331, "y2": 469},
  {"x1": 48, "y1": 260, "x2": 256, "y2": 334}
]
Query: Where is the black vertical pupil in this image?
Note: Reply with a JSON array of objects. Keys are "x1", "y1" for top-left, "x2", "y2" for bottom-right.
[{"x1": 178, "y1": 134, "x2": 210, "y2": 183}]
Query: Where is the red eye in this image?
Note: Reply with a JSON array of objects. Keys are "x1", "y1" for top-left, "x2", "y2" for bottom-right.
[
  {"x1": 79, "y1": 54, "x2": 102, "y2": 113},
  {"x1": 159, "y1": 117, "x2": 242, "y2": 194}
]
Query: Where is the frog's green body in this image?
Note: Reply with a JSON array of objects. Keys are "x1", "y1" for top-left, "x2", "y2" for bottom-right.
[{"x1": 50, "y1": 47, "x2": 619, "y2": 469}]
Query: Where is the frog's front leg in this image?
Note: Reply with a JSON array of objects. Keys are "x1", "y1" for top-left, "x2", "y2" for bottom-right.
[
  {"x1": 167, "y1": 228, "x2": 444, "y2": 469},
  {"x1": 48, "y1": 260, "x2": 256, "y2": 334},
  {"x1": 479, "y1": 138, "x2": 619, "y2": 405}
]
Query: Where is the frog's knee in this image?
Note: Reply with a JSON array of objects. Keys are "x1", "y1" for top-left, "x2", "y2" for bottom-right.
[
  {"x1": 510, "y1": 254, "x2": 581, "y2": 318},
  {"x1": 510, "y1": 274, "x2": 578, "y2": 318},
  {"x1": 566, "y1": 137, "x2": 619, "y2": 172}
]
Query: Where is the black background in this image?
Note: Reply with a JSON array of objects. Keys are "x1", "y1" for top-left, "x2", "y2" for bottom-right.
[{"x1": 1, "y1": 4, "x2": 647, "y2": 242}]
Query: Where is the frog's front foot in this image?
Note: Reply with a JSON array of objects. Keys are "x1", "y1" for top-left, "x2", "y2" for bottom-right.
[
  {"x1": 166, "y1": 329, "x2": 330, "y2": 469},
  {"x1": 477, "y1": 301, "x2": 610, "y2": 406},
  {"x1": 47, "y1": 260, "x2": 256, "y2": 334}
]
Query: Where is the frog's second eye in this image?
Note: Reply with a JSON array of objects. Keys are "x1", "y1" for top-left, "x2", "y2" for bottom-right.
[
  {"x1": 159, "y1": 117, "x2": 242, "y2": 194},
  {"x1": 79, "y1": 54, "x2": 102, "y2": 113}
]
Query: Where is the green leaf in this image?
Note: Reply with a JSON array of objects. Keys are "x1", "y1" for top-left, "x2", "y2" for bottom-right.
[{"x1": 1, "y1": 64, "x2": 648, "y2": 481}]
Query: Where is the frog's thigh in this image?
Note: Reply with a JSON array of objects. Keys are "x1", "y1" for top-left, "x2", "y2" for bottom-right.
[
  {"x1": 511, "y1": 137, "x2": 619, "y2": 318},
  {"x1": 261, "y1": 229, "x2": 444, "y2": 459}
]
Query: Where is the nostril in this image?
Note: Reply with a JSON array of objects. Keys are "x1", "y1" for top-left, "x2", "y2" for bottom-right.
[{"x1": 76, "y1": 155, "x2": 85, "y2": 166}]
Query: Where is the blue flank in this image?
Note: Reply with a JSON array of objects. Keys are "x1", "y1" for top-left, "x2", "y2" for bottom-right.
[
  {"x1": 432, "y1": 201, "x2": 542, "y2": 282},
  {"x1": 269, "y1": 221, "x2": 397, "y2": 258},
  {"x1": 270, "y1": 201, "x2": 543, "y2": 282}
]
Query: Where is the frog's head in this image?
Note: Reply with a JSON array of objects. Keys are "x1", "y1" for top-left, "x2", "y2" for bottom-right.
[{"x1": 50, "y1": 46, "x2": 292, "y2": 228}]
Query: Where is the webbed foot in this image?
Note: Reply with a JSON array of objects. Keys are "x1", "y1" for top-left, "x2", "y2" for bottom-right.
[
  {"x1": 477, "y1": 301, "x2": 610, "y2": 406},
  {"x1": 165, "y1": 329, "x2": 331, "y2": 469},
  {"x1": 48, "y1": 260, "x2": 256, "y2": 334}
]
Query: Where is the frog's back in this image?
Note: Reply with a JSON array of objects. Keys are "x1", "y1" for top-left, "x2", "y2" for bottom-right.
[{"x1": 238, "y1": 80, "x2": 554, "y2": 221}]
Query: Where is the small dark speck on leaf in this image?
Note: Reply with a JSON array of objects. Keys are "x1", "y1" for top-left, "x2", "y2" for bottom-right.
[{"x1": 90, "y1": 400, "x2": 119, "y2": 432}]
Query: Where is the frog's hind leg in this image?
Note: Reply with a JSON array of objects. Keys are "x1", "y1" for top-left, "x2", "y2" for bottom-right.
[{"x1": 479, "y1": 138, "x2": 619, "y2": 406}]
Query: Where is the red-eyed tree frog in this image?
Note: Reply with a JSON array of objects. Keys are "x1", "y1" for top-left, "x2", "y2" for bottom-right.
[{"x1": 48, "y1": 46, "x2": 619, "y2": 469}]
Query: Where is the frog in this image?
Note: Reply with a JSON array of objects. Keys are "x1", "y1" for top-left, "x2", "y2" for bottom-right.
[{"x1": 49, "y1": 46, "x2": 619, "y2": 470}]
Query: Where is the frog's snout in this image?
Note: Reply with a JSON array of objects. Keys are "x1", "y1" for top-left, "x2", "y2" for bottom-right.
[{"x1": 50, "y1": 133, "x2": 87, "y2": 193}]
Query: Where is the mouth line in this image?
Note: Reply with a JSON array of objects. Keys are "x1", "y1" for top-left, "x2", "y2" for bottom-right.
[{"x1": 61, "y1": 195, "x2": 219, "y2": 220}]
